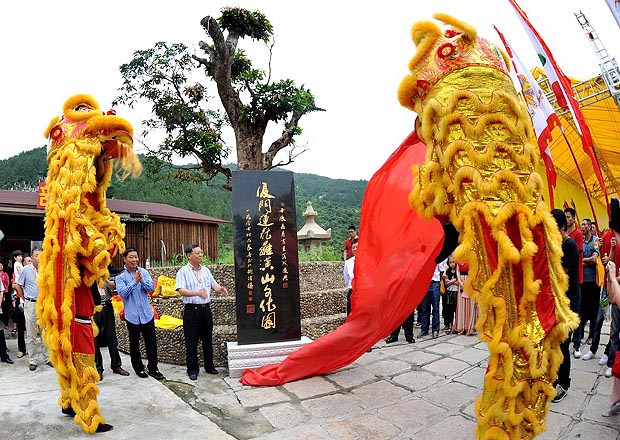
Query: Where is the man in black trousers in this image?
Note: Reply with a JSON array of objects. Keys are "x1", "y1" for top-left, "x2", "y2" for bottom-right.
[
  {"x1": 550, "y1": 208, "x2": 580, "y2": 403},
  {"x1": 385, "y1": 311, "x2": 415, "y2": 344},
  {"x1": 0, "y1": 327, "x2": 14, "y2": 364},
  {"x1": 94, "y1": 267, "x2": 129, "y2": 379},
  {"x1": 175, "y1": 244, "x2": 229, "y2": 381}
]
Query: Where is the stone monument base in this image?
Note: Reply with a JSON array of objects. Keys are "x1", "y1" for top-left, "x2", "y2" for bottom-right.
[{"x1": 227, "y1": 337, "x2": 313, "y2": 378}]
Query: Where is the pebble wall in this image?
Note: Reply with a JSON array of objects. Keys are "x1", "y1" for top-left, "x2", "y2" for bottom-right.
[{"x1": 114, "y1": 262, "x2": 348, "y2": 367}]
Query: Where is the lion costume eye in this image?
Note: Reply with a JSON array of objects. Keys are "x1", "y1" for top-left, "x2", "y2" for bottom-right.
[{"x1": 75, "y1": 103, "x2": 94, "y2": 112}]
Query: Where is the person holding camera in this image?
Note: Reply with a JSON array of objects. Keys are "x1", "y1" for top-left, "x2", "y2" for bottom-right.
[{"x1": 94, "y1": 267, "x2": 129, "y2": 379}]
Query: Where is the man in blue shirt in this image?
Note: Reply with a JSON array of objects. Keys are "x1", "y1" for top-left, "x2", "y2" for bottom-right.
[
  {"x1": 579, "y1": 218, "x2": 600, "y2": 360},
  {"x1": 115, "y1": 248, "x2": 165, "y2": 380}
]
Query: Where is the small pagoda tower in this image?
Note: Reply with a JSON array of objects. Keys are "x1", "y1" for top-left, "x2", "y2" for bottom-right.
[{"x1": 297, "y1": 201, "x2": 331, "y2": 252}]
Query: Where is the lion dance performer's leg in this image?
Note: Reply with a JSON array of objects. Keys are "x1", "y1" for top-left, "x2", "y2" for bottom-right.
[
  {"x1": 69, "y1": 282, "x2": 102, "y2": 430},
  {"x1": 38, "y1": 219, "x2": 106, "y2": 433},
  {"x1": 397, "y1": 15, "x2": 578, "y2": 439},
  {"x1": 37, "y1": 94, "x2": 141, "y2": 434}
]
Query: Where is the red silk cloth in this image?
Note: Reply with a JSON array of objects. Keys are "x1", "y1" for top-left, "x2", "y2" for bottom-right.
[
  {"x1": 478, "y1": 212, "x2": 556, "y2": 334},
  {"x1": 240, "y1": 131, "x2": 443, "y2": 385},
  {"x1": 532, "y1": 223, "x2": 557, "y2": 334}
]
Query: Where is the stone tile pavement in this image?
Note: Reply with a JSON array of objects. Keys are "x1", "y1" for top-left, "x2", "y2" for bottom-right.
[
  {"x1": 1, "y1": 323, "x2": 620, "y2": 439},
  {"x1": 219, "y1": 327, "x2": 620, "y2": 440}
]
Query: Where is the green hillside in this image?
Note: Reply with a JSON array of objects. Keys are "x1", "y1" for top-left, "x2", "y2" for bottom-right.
[{"x1": 0, "y1": 147, "x2": 366, "y2": 259}]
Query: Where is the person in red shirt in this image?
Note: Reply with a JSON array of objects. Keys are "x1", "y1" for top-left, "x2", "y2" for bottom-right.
[
  {"x1": 0, "y1": 262, "x2": 10, "y2": 330},
  {"x1": 565, "y1": 207, "x2": 584, "y2": 358},
  {"x1": 601, "y1": 199, "x2": 620, "y2": 377},
  {"x1": 565, "y1": 208, "x2": 584, "y2": 283},
  {"x1": 343, "y1": 225, "x2": 358, "y2": 261}
]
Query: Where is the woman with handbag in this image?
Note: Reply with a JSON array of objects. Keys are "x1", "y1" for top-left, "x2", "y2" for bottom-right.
[{"x1": 603, "y1": 260, "x2": 620, "y2": 417}]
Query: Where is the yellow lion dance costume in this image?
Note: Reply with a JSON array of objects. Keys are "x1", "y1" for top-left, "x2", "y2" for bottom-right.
[
  {"x1": 37, "y1": 94, "x2": 141, "y2": 433},
  {"x1": 397, "y1": 15, "x2": 579, "y2": 439}
]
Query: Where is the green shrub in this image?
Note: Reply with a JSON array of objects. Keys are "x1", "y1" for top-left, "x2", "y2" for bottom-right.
[
  {"x1": 213, "y1": 248, "x2": 234, "y2": 265},
  {"x1": 298, "y1": 246, "x2": 341, "y2": 262}
]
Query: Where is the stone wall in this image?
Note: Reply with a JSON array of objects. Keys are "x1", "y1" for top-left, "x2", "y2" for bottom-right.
[{"x1": 115, "y1": 261, "x2": 348, "y2": 367}]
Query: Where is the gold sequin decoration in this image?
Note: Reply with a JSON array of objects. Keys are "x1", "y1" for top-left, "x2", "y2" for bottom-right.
[{"x1": 403, "y1": 37, "x2": 578, "y2": 440}]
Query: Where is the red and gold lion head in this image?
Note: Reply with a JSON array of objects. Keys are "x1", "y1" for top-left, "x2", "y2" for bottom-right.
[{"x1": 44, "y1": 94, "x2": 141, "y2": 179}]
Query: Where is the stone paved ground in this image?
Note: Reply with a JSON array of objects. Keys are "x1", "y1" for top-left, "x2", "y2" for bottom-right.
[
  {"x1": 2, "y1": 321, "x2": 620, "y2": 439},
  {"x1": 191, "y1": 322, "x2": 620, "y2": 439}
]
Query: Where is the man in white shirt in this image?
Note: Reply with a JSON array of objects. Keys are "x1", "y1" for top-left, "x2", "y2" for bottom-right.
[
  {"x1": 344, "y1": 240, "x2": 357, "y2": 315},
  {"x1": 419, "y1": 259, "x2": 448, "y2": 339},
  {"x1": 14, "y1": 248, "x2": 50, "y2": 370},
  {"x1": 176, "y1": 244, "x2": 229, "y2": 381}
]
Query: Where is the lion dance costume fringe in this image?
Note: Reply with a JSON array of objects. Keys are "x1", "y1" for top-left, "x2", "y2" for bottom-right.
[
  {"x1": 37, "y1": 94, "x2": 141, "y2": 433},
  {"x1": 397, "y1": 14, "x2": 579, "y2": 439}
]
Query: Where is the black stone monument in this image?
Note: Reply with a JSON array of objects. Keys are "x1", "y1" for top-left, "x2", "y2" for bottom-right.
[{"x1": 232, "y1": 170, "x2": 301, "y2": 344}]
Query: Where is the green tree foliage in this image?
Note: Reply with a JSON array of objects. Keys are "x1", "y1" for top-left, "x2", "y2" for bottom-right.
[
  {"x1": 114, "y1": 42, "x2": 230, "y2": 188},
  {"x1": 114, "y1": 7, "x2": 323, "y2": 190},
  {"x1": 0, "y1": 146, "x2": 47, "y2": 190},
  {"x1": 0, "y1": 149, "x2": 365, "y2": 261},
  {"x1": 293, "y1": 172, "x2": 365, "y2": 257}
]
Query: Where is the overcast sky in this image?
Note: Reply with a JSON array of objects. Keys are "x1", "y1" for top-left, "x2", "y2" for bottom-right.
[{"x1": 2, "y1": 0, "x2": 618, "y2": 181}]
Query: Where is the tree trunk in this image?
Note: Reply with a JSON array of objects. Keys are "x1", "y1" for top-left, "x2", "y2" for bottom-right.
[{"x1": 236, "y1": 130, "x2": 265, "y2": 170}]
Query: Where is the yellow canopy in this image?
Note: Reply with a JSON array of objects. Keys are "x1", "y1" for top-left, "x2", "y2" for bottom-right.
[{"x1": 532, "y1": 67, "x2": 620, "y2": 228}]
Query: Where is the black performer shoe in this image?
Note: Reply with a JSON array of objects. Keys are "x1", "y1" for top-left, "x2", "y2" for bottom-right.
[
  {"x1": 95, "y1": 423, "x2": 113, "y2": 433},
  {"x1": 385, "y1": 336, "x2": 398, "y2": 344},
  {"x1": 62, "y1": 407, "x2": 76, "y2": 417}
]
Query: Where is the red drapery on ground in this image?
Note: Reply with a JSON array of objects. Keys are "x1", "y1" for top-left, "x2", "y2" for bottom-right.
[{"x1": 240, "y1": 131, "x2": 443, "y2": 386}]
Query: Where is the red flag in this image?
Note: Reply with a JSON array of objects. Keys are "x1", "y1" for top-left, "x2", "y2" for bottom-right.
[
  {"x1": 240, "y1": 131, "x2": 443, "y2": 386},
  {"x1": 494, "y1": 25, "x2": 559, "y2": 206},
  {"x1": 507, "y1": 0, "x2": 608, "y2": 206}
]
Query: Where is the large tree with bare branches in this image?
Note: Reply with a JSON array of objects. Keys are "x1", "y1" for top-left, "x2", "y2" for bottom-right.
[{"x1": 114, "y1": 7, "x2": 322, "y2": 190}]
